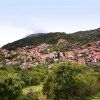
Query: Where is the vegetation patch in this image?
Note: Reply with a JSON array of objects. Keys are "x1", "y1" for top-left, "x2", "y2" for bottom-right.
[
  {"x1": 87, "y1": 92, "x2": 100, "y2": 100},
  {"x1": 22, "y1": 84, "x2": 43, "y2": 94}
]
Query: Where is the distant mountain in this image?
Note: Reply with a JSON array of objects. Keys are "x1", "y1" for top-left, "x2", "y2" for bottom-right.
[{"x1": 2, "y1": 28, "x2": 100, "y2": 50}]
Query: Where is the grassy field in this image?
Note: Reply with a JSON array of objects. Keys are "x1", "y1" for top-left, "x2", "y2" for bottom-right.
[
  {"x1": 22, "y1": 84, "x2": 43, "y2": 94},
  {"x1": 22, "y1": 84, "x2": 46, "y2": 100},
  {"x1": 87, "y1": 92, "x2": 100, "y2": 100}
]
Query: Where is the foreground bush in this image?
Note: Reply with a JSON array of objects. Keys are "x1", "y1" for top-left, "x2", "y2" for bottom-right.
[
  {"x1": 21, "y1": 70, "x2": 46, "y2": 86},
  {"x1": 0, "y1": 70, "x2": 24, "y2": 100},
  {"x1": 43, "y1": 62, "x2": 99, "y2": 100}
]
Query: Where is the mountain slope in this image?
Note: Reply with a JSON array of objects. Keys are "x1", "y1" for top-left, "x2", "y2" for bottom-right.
[
  {"x1": 69, "y1": 28, "x2": 100, "y2": 46},
  {"x1": 3, "y1": 32, "x2": 68, "y2": 50},
  {"x1": 2, "y1": 28, "x2": 100, "y2": 50}
]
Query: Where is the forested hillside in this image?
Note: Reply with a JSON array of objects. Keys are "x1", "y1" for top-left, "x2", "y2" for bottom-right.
[{"x1": 2, "y1": 28, "x2": 100, "y2": 50}]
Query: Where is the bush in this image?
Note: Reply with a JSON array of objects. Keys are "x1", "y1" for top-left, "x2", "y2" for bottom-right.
[
  {"x1": 79, "y1": 72, "x2": 98, "y2": 97},
  {"x1": 31, "y1": 73, "x2": 41, "y2": 85},
  {"x1": 43, "y1": 62, "x2": 99, "y2": 100},
  {"x1": 31, "y1": 65, "x2": 48, "y2": 74},
  {"x1": 21, "y1": 70, "x2": 46, "y2": 86},
  {"x1": 0, "y1": 71, "x2": 24, "y2": 100},
  {"x1": 97, "y1": 71, "x2": 100, "y2": 81},
  {"x1": 20, "y1": 70, "x2": 32, "y2": 86},
  {"x1": 31, "y1": 72, "x2": 46, "y2": 85}
]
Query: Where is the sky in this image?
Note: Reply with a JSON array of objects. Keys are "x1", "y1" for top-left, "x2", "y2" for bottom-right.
[{"x1": 0, "y1": 0, "x2": 100, "y2": 47}]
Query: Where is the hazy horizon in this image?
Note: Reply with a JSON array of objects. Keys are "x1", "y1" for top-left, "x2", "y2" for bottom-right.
[{"x1": 0, "y1": 0, "x2": 100, "y2": 47}]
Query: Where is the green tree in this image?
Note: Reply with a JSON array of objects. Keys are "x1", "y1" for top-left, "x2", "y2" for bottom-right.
[
  {"x1": 0, "y1": 70, "x2": 24, "y2": 100},
  {"x1": 21, "y1": 70, "x2": 46, "y2": 86},
  {"x1": 43, "y1": 62, "x2": 93, "y2": 100}
]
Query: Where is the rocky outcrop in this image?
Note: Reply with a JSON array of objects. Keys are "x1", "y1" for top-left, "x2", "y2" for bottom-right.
[{"x1": 57, "y1": 39, "x2": 68, "y2": 46}]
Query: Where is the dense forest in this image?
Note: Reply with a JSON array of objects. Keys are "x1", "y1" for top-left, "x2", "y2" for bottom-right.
[{"x1": 2, "y1": 28, "x2": 100, "y2": 50}]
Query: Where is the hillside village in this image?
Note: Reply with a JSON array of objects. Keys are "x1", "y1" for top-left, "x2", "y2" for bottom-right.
[{"x1": 0, "y1": 39, "x2": 100, "y2": 69}]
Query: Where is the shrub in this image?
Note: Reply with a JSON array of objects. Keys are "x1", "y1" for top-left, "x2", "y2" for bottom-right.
[
  {"x1": 43, "y1": 62, "x2": 99, "y2": 100},
  {"x1": 21, "y1": 70, "x2": 46, "y2": 86},
  {"x1": 0, "y1": 71, "x2": 24, "y2": 100}
]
